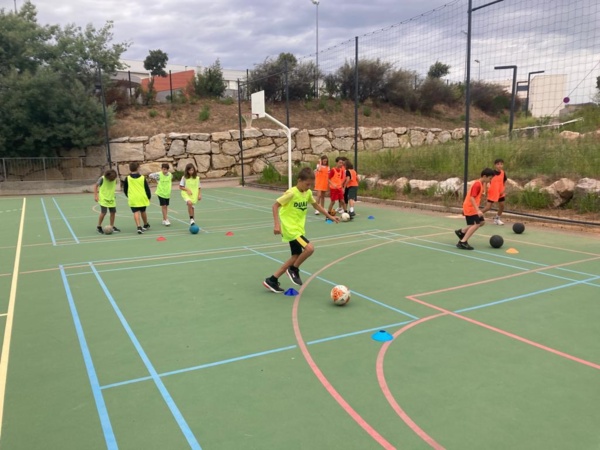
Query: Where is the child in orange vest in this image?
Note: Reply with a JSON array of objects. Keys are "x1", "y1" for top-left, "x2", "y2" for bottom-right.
[
  {"x1": 455, "y1": 168, "x2": 495, "y2": 250},
  {"x1": 344, "y1": 159, "x2": 359, "y2": 218},
  {"x1": 482, "y1": 158, "x2": 507, "y2": 225},
  {"x1": 314, "y1": 155, "x2": 330, "y2": 215},
  {"x1": 327, "y1": 157, "x2": 347, "y2": 216}
]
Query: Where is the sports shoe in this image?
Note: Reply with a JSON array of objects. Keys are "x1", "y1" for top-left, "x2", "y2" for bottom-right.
[
  {"x1": 96, "y1": 226, "x2": 104, "y2": 234},
  {"x1": 493, "y1": 216, "x2": 504, "y2": 225},
  {"x1": 456, "y1": 241, "x2": 474, "y2": 250},
  {"x1": 137, "y1": 227, "x2": 144, "y2": 234},
  {"x1": 337, "y1": 207, "x2": 345, "y2": 214},
  {"x1": 349, "y1": 211, "x2": 356, "y2": 218},
  {"x1": 286, "y1": 266, "x2": 303, "y2": 286},
  {"x1": 314, "y1": 210, "x2": 320, "y2": 215},
  {"x1": 143, "y1": 223, "x2": 150, "y2": 230},
  {"x1": 112, "y1": 226, "x2": 121, "y2": 233},
  {"x1": 455, "y1": 229, "x2": 465, "y2": 239},
  {"x1": 263, "y1": 277, "x2": 284, "y2": 293},
  {"x1": 162, "y1": 220, "x2": 171, "y2": 226},
  {"x1": 190, "y1": 219, "x2": 195, "y2": 225}
]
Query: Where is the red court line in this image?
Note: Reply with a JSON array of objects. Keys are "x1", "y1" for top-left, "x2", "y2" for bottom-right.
[
  {"x1": 405, "y1": 295, "x2": 600, "y2": 371},
  {"x1": 376, "y1": 313, "x2": 447, "y2": 450}
]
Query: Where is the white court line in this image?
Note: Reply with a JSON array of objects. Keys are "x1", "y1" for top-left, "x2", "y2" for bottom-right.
[{"x1": 0, "y1": 197, "x2": 26, "y2": 439}]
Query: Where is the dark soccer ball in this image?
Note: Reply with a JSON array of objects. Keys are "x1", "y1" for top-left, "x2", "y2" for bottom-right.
[
  {"x1": 513, "y1": 223, "x2": 525, "y2": 234},
  {"x1": 490, "y1": 235, "x2": 504, "y2": 248}
]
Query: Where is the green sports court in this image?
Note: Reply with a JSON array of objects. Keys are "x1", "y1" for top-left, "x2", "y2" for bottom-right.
[{"x1": 0, "y1": 182, "x2": 599, "y2": 449}]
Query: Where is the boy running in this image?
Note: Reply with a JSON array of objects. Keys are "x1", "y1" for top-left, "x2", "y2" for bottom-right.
[
  {"x1": 455, "y1": 168, "x2": 495, "y2": 250},
  {"x1": 263, "y1": 167, "x2": 339, "y2": 293}
]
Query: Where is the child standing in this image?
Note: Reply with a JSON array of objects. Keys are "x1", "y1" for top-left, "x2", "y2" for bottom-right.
[
  {"x1": 327, "y1": 156, "x2": 347, "y2": 216},
  {"x1": 94, "y1": 169, "x2": 121, "y2": 234},
  {"x1": 314, "y1": 155, "x2": 330, "y2": 215},
  {"x1": 179, "y1": 163, "x2": 201, "y2": 225},
  {"x1": 344, "y1": 160, "x2": 359, "y2": 218},
  {"x1": 482, "y1": 158, "x2": 507, "y2": 225},
  {"x1": 263, "y1": 167, "x2": 339, "y2": 293},
  {"x1": 148, "y1": 163, "x2": 173, "y2": 226},
  {"x1": 123, "y1": 162, "x2": 152, "y2": 235},
  {"x1": 455, "y1": 168, "x2": 495, "y2": 250}
]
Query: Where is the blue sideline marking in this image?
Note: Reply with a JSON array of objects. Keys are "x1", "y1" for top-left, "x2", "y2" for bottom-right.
[
  {"x1": 41, "y1": 198, "x2": 57, "y2": 246},
  {"x1": 52, "y1": 197, "x2": 80, "y2": 243},
  {"x1": 59, "y1": 265, "x2": 117, "y2": 449},
  {"x1": 89, "y1": 263, "x2": 202, "y2": 450}
]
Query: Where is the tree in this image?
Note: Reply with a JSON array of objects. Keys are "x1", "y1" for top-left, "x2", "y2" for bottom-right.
[
  {"x1": 143, "y1": 49, "x2": 168, "y2": 104},
  {"x1": 249, "y1": 53, "x2": 315, "y2": 101},
  {"x1": 0, "y1": 1, "x2": 129, "y2": 157},
  {"x1": 193, "y1": 59, "x2": 227, "y2": 98},
  {"x1": 427, "y1": 61, "x2": 451, "y2": 79}
]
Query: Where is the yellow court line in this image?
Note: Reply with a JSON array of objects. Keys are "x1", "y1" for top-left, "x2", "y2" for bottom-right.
[
  {"x1": 0, "y1": 314, "x2": 6, "y2": 318},
  {"x1": 0, "y1": 197, "x2": 26, "y2": 440}
]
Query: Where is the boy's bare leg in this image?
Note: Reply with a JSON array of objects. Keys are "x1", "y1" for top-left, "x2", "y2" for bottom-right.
[
  {"x1": 133, "y1": 211, "x2": 141, "y2": 227},
  {"x1": 141, "y1": 211, "x2": 148, "y2": 225},
  {"x1": 109, "y1": 211, "x2": 116, "y2": 227},
  {"x1": 162, "y1": 205, "x2": 168, "y2": 220},
  {"x1": 97, "y1": 212, "x2": 106, "y2": 227}
]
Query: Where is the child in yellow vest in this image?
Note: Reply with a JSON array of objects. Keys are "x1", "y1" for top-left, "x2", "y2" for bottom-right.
[
  {"x1": 94, "y1": 169, "x2": 121, "y2": 234},
  {"x1": 123, "y1": 162, "x2": 152, "y2": 235},
  {"x1": 149, "y1": 163, "x2": 173, "y2": 226},
  {"x1": 263, "y1": 167, "x2": 339, "y2": 293},
  {"x1": 179, "y1": 163, "x2": 201, "y2": 225}
]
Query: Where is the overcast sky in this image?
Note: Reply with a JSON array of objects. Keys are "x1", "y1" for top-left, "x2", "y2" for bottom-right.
[
  {"x1": 8, "y1": 0, "x2": 463, "y2": 69},
  {"x1": 4, "y1": 0, "x2": 600, "y2": 104}
]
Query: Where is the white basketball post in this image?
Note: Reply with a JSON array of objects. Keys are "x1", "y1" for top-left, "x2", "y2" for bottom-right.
[{"x1": 251, "y1": 91, "x2": 292, "y2": 189}]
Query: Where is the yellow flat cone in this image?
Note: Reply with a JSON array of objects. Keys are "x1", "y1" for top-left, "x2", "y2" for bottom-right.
[{"x1": 506, "y1": 248, "x2": 519, "y2": 254}]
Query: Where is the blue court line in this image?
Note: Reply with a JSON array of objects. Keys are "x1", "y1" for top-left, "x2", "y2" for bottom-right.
[
  {"x1": 455, "y1": 275, "x2": 600, "y2": 314},
  {"x1": 370, "y1": 230, "x2": 600, "y2": 285},
  {"x1": 40, "y1": 198, "x2": 57, "y2": 246},
  {"x1": 52, "y1": 197, "x2": 80, "y2": 244},
  {"x1": 59, "y1": 266, "x2": 117, "y2": 449},
  {"x1": 246, "y1": 246, "x2": 420, "y2": 320},
  {"x1": 101, "y1": 319, "x2": 417, "y2": 390},
  {"x1": 89, "y1": 263, "x2": 202, "y2": 450}
]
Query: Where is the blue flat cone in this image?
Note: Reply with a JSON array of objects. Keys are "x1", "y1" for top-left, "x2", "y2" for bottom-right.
[
  {"x1": 284, "y1": 288, "x2": 299, "y2": 296},
  {"x1": 325, "y1": 219, "x2": 333, "y2": 224},
  {"x1": 368, "y1": 215, "x2": 375, "y2": 220},
  {"x1": 372, "y1": 330, "x2": 393, "y2": 342}
]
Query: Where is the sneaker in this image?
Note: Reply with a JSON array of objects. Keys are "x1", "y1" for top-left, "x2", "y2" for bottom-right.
[
  {"x1": 455, "y1": 229, "x2": 465, "y2": 240},
  {"x1": 349, "y1": 211, "x2": 356, "y2": 217},
  {"x1": 337, "y1": 207, "x2": 344, "y2": 214},
  {"x1": 190, "y1": 219, "x2": 195, "y2": 225},
  {"x1": 162, "y1": 220, "x2": 171, "y2": 226},
  {"x1": 143, "y1": 223, "x2": 150, "y2": 230},
  {"x1": 456, "y1": 241, "x2": 474, "y2": 250},
  {"x1": 286, "y1": 266, "x2": 303, "y2": 286},
  {"x1": 137, "y1": 227, "x2": 144, "y2": 234},
  {"x1": 112, "y1": 226, "x2": 121, "y2": 233},
  {"x1": 263, "y1": 277, "x2": 284, "y2": 293},
  {"x1": 493, "y1": 216, "x2": 504, "y2": 225},
  {"x1": 96, "y1": 226, "x2": 104, "y2": 234}
]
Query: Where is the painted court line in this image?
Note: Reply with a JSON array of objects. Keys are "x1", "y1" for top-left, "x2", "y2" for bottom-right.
[
  {"x1": 0, "y1": 198, "x2": 26, "y2": 440},
  {"x1": 59, "y1": 265, "x2": 117, "y2": 449},
  {"x1": 52, "y1": 198, "x2": 80, "y2": 244},
  {"x1": 40, "y1": 198, "x2": 57, "y2": 246},
  {"x1": 89, "y1": 263, "x2": 202, "y2": 450}
]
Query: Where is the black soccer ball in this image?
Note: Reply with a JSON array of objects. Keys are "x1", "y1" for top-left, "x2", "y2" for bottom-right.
[
  {"x1": 490, "y1": 235, "x2": 504, "y2": 248},
  {"x1": 513, "y1": 223, "x2": 525, "y2": 234}
]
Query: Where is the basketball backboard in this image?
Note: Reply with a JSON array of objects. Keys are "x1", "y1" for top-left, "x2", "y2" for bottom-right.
[{"x1": 251, "y1": 90, "x2": 266, "y2": 118}]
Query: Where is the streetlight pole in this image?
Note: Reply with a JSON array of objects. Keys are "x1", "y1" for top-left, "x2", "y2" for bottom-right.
[
  {"x1": 311, "y1": 0, "x2": 320, "y2": 98},
  {"x1": 463, "y1": 0, "x2": 504, "y2": 198},
  {"x1": 526, "y1": 70, "x2": 544, "y2": 117},
  {"x1": 494, "y1": 65, "x2": 518, "y2": 135},
  {"x1": 474, "y1": 59, "x2": 480, "y2": 81},
  {"x1": 96, "y1": 66, "x2": 112, "y2": 168}
]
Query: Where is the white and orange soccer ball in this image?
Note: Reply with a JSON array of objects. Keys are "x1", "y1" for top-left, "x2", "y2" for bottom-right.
[{"x1": 330, "y1": 285, "x2": 351, "y2": 306}]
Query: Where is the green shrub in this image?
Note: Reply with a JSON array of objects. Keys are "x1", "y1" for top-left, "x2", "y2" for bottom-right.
[
  {"x1": 362, "y1": 105, "x2": 372, "y2": 117},
  {"x1": 198, "y1": 105, "x2": 210, "y2": 122},
  {"x1": 148, "y1": 109, "x2": 158, "y2": 118}
]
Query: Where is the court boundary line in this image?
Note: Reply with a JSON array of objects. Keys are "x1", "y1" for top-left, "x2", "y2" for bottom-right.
[
  {"x1": 0, "y1": 198, "x2": 26, "y2": 440},
  {"x1": 89, "y1": 263, "x2": 202, "y2": 450},
  {"x1": 52, "y1": 197, "x2": 80, "y2": 244},
  {"x1": 40, "y1": 198, "x2": 57, "y2": 246}
]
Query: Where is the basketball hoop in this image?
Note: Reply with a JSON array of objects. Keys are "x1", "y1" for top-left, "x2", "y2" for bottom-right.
[{"x1": 242, "y1": 113, "x2": 258, "y2": 129}]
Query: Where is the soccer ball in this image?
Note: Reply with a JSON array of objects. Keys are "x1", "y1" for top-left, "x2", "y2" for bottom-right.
[
  {"x1": 103, "y1": 225, "x2": 113, "y2": 235},
  {"x1": 341, "y1": 212, "x2": 350, "y2": 222},
  {"x1": 489, "y1": 234, "x2": 504, "y2": 248},
  {"x1": 190, "y1": 224, "x2": 200, "y2": 234},
  {"x1": 330, "y1": 285, "x2": 351, "y2": 306}
]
